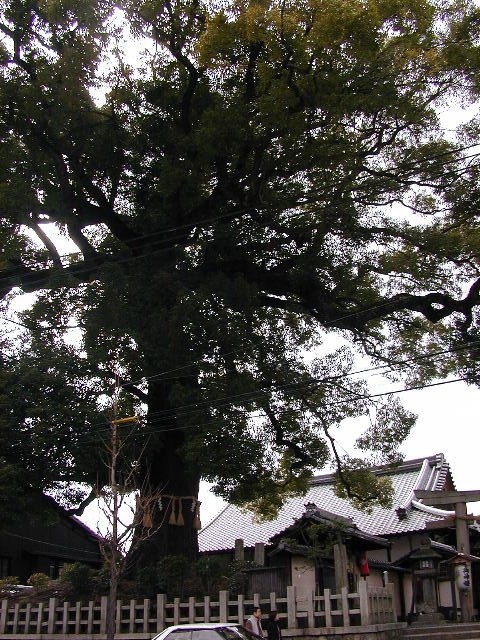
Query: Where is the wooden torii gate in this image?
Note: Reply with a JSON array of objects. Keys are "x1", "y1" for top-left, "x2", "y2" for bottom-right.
[{"x1": 415, "y1": 489, "x2": 480, "y2": 622}]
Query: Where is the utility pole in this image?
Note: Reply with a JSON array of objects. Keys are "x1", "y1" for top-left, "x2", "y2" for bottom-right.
[
  {"x1": 105, "y1": 372, "x2": 138, "y2": 640},
  {"x1": 100, "y1": 368, "x2": 165, "y2": 640}
]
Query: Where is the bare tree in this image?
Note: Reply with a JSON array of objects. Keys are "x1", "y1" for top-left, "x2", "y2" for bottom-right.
[{"x1": 98, "y1": 380, "x2": 168, "y2": 640}]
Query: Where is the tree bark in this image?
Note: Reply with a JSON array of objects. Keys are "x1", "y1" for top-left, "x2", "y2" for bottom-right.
[{"x1": 125, "y1": 381, "x2": 201, "y2": 571}]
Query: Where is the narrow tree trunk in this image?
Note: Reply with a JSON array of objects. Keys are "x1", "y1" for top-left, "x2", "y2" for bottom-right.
[{"x1": 106, "y1": 563, "x2": 118, "y2": 640}]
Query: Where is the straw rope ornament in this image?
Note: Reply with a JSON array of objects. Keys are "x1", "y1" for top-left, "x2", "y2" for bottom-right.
[
  {"x1": 135, "y1": 495, "x2": 155, "y2": 528},
  {"x1": 161, "y1": 495, "x2": 202, "y2": 528},
  {"x1": 193, "y1": 500, "x2": 202, "y2": 529},
  {"x1": 169, "y1": 497, "x2": 177, "y2": 525},
  {"x1": 177, "y1": 499, "x2": 185, "y2": 526}
]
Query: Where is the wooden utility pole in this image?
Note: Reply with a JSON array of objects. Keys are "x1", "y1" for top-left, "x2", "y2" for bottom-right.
[
  {"x1": 105, "y1": 413, "x2": 138, "y2": 640},
  {"x1": 106, "y1": 414, "x2": 118, "y2": 640},
  {"x1": 102, "y1": 366, "x2": 139, "y2": 640},
  {"x1": 415, "y1": 489, "x2": 480, "y2": 623}
]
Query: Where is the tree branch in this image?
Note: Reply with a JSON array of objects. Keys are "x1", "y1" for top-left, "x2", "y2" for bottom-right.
[
  {"x1": 66, "y1": 487, "x2": 97, "y2": 516},
  {"x1": 198, "y1": 252, "x2": 480, "y2": 333},
  {"x1": 262, "y1": 401, "x2": 314, "y2": 469},
  {"x1": 32, "y1": 222, "x2": 63, "y2": 267}
]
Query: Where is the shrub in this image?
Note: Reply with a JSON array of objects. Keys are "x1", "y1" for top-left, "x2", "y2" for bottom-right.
[
  {"x1": 58, "y1": 563, "x2": 94, "y2": 598},
  {"x1": 134, "y1": 565, "x2": 161, "y2": 598},
  {"x1": 92, "y1": 566, "x2": 110, "y2": 596},
  {"x1": 157, "y1": 555, "x2": 191, "y2": 597},
  {"x1": 27, "y1": 573, "x2": 50, "y2": 589},
  {"x1": 225, "y1": 560, "x2": 258, "y2": 596},
  {"x1": 194, "y1": 556, "x2": 223, "y2": 595},
  {"x1": 0, "y1": 576, "x2": 21, "y2": 596}
]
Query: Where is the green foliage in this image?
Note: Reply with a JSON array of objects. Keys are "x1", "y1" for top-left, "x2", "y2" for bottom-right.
[
  {"x1": 133, "y1": 556, "x2": 223, "y2": 597},
  {"x1": 1, "y1": 0, "x2": 480, "y2": 563},
  {"x1": 92, "y1": 566, "x2": 111, "y2": 595},
  {"x1": 223, "y1": 559, "x2": 259, "y2": 596},
  {"x1": 134, "y1": 565, "x2": 162, "y2": 598},
  {"x1": 304, "y1": 521, "x2": 349, "y2": 557},
  {"x1": 355, "y1": 397, "x2": 416, "y2": 465},
  {"x1": 0, "y1": 458, "x2": 27, "y2": 528},
  {"x1": 58, "y1": 563, "x2": 95, "y2": 598},
  {"x1": 27, "y1": 573, "x2": 50, "y2": 589},
  {"x1": 0, "y1": 577, "x2": 21, "y2": 596},
  {"x1": 156, "y1": 555, "x2": 197, "y2": 598},
  {"x1": 193, "y1": 556, "x2": 223, "y2": 595},
  {"x1": 334, "y1": 458, "x2": 395, "y2": 511}
]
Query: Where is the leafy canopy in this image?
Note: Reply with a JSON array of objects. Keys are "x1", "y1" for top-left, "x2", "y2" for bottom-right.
[{"x1": 1, "y1": 0, "x2": 480, "y2": 520}]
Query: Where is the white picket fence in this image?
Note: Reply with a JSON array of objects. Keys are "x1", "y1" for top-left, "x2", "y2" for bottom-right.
[{"x1": 0, "y1": 582, "x2": 397, "y2": 638}]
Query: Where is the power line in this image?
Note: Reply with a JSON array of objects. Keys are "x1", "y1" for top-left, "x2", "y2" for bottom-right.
[
  {"x1": 25, "y1": 340, "x2": 477, "y2": 447},
  {"x1": 3, "y1": 531, "x2": 101, "y2": 556},
  {"x1": 126, "y1": 375, "x2": 471, "y2": 434},
  {"x1": 4, "y1": 285, "x2": 478, "y2": 393},
  {"x1": 1, "y1": 327, "x2": 479, "y2": 456},
  {"x1": 0, "y1": 317, "x2": 31, "y2": 329},
  {"x1": 2, "y1": 185, "x2": 479, "y2": 341},
  {"x1": 38, "y1": 374, "x2": 472, "y2": 450},
  {"x1": 2, "y1": 333, "x2": 479, "y2": 438},
  {"x1": 117, "y1": 338, "x2": 480, "y2": 420}
]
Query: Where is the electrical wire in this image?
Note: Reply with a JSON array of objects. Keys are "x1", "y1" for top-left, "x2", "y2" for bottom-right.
[
  {"x1": 0, "y1": 317, "x2": 32, "y2": 329},
  {"x1": 0, "y1": 376, "x2": 451, "y2": 452},
  {"x1": 2, "y1": 25, "x2": 480, "y2": 486},
  {"x1": 107, "y1": 337, "x2": 480, "y2": 413},
  {"x1": 3, "y1": 284, "x2": 478, "y2": 391},
  {"x1": 2, "y1": 172, "x2": 479, "y2": 341},
  {"x1": 1, "y1": 22, "x2": 478, "y2": 283},
  {"x1": 1, "y1": 330, "x2": 479, "y2": 437},
  {"x1": 2, "y1": 341, "x2": 479, "y2": 466},
  {"x1": 3, "y1": 531, "x2": 101, "y2": 556},
  {"x1": 28, "y1": 374, "x2": 472, "y2": 451},
  {"x1": 1, "y1": 344, "x2": 473, "y2": 453},
  {"x1": 0, "y1": 315, "x2": 81, "y2": 332},
  {"x1": 117, "y1": 375, "x2": 471, "y2": 435}
]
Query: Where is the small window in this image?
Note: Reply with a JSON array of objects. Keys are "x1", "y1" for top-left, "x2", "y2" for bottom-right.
[{"x1": 48, "y1": 560, "x2": 63, "y2": 579}]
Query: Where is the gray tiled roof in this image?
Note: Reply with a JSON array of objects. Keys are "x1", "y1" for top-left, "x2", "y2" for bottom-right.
[{"x1": 199, "y1": 453, "x2": 452, "y2": 553}]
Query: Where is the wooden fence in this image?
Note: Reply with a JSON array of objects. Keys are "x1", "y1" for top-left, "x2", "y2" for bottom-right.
[{"x1": 0, "y1": 582, "x2": 397, "y2": 638}]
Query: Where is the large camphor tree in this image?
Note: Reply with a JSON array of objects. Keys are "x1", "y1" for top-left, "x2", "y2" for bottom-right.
[{"x1": 1, "y1": 0, "x2": 480, "y2": 567}]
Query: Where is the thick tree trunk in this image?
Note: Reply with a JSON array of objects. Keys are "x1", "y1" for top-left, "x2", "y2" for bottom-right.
[{"x1": 126, "y1": 381, "x2": 202, "y2": 572}]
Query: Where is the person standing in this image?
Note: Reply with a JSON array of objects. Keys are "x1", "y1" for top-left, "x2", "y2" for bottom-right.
[
  {"x1": 264, "y1": 611, "x2": 281, "y2": 640},
  {"x1": 245, "y1": 606, "x2": 264, "y2": 637}
]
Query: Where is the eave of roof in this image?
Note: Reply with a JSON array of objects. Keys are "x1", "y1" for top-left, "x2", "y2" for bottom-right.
[
  {"x1": 367, "y1": 558, "x2": 409, "y2": 573},
  {"x1": 393, "y1": 540, "x2": 457, "y2": 566},
  {"x1": 199, "y1": 454, "x2": 453, "y2": 553},
  {"x1": 270, "y1": 507, "x2": 391, "y2": 549},
  {"x1": 42, "y1": 494, "x2": 103, "y2": 542}
]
